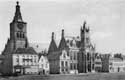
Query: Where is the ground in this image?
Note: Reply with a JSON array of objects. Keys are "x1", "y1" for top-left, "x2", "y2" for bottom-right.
[{"x1": 1, "y1": 72, "x2": 125, "y2": 80}]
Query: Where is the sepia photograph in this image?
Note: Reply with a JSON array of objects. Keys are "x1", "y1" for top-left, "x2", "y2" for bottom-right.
[{"x1": 0, "y1": 0, "x2": 124, "y2": 80}]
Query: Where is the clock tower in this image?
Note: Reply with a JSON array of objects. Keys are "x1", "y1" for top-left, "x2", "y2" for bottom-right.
[{"x1": 2, "y1": 2, "x2": 29, "y2": 55}]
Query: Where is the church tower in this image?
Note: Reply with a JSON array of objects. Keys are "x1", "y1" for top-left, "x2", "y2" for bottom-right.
[
  {"x1": 78, "y1": 21, "x2": 91, "y2": 73},
  {"x1": 80, "y1": 21, "x2": 90, "y2": 50},
  {"x1": 2, "y1": 1, "x2": 29, "y2": 55},
  {"x1": 78, "y1": 21, "x2": 94, "y2": 73}
]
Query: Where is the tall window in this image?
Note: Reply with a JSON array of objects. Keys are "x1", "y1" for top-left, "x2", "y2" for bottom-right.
[
  {"x1": 65, "y1": 61, "x2": 68, "y2": 67},
  {"x1": 17, "y1": 32, "x2": 20, "y2": 38},
  {"x1": 70, "y1": 63, "x2": 72, "y2": 70},
  {"x1": 16, "y1": 56, "x2": 19, "y2": 65},
  {"x1": 74, "y1": 52, "x2": 76, "y2": 60},
  {"x1": 70, "y1": 54, "x2": 72, "y2": 60},
  {"x1": 61, "y1": 61, "x2": 64, "y2": 67},
  {"x1": 20, "y1": 32, "x2": 22, "y2": 38}
]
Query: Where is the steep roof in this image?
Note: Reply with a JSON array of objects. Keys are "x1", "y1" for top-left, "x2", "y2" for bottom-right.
[
  {"x1": 48, "y1": 32, "x2": 58, "y2": 53},
  {"x1": 58, "y1": 29, "x2": 68, "y2": 50},
  {"x1": 14, "y1": 47, "x2": 37, "y2": 54}
]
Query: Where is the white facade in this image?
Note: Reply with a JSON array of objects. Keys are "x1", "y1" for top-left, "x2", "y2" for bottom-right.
[
  {"x1": 60, "y1": 50, "x2": 70, "y2": 74},
  {"x1": 12, "y1": 54, "x2": 38, "y2": 74},
  {"x1": 66, "y1": 37, "x2": 79, "y2": 74},
  {"x1": 109, "y1": 58, "x2": 125, "y2": 73},
  {"x1": 38, "y1": 55, "x2": 49, "y2": 75}
]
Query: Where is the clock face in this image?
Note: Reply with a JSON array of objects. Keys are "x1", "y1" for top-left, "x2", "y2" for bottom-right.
[{"x1": 17, "y1": 23, "x2": 23, "y2": 30}]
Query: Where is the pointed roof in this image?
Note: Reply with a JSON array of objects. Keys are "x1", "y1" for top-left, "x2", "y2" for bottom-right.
[
  {"x1": 48, "y1": 32, "x2": 58, "y2": 53},
  {"x1": 13, "y1": 1, "x2": 23, "y2": 22},
  {"x1": 58, "y1": 29, "x2": 68, "y2": 50}
]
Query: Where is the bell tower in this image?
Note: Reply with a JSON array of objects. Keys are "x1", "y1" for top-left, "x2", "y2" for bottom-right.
[
  {"x1": 2, "y1": 1, "x2": 29, "y2": 55},
  {"x1": 10, "y1": 1, "x2": 28, "y2": 49}
]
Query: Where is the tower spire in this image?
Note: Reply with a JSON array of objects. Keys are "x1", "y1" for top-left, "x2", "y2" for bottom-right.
[
  {"x1": 83, "y1": 21, "x2": 86, "y2": 29},
  {"x1": 62, "y1": 29, "x2": 64, "y2": 38},
  {"x1": 13, "y1": 1, "x2": 23, "y2": 22},
  {"x1": 52, "y1": 32, "x2": 54, "y2": 40}
]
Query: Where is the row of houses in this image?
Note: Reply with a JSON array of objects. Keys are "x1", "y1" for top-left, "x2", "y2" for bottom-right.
[
  {"x1": 94, "y1": 53, "x2": 125, "y2": 73},
  {"x1": 0, "y1": 1, "x2": 96, "y2": 75},
  {"x1": 0, "y1": 1, "x2": 125, "y2": 76}
]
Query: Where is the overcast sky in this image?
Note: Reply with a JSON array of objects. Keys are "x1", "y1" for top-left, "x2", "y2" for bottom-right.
[{"x1": 0, "y1": 0, "x2": 124, "y2": 54}]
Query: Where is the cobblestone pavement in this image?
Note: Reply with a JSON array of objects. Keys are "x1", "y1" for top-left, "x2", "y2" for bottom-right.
[{"x1": 1, "y1": 72, "x2": 125, "y2": 80}]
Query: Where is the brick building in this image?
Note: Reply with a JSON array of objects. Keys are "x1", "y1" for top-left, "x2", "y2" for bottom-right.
[{"x1": 101, "y1": 54, "x2": 110, "y2": 72}]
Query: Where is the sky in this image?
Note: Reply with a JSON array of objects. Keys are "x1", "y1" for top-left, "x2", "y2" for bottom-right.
[{"x1": 0, "y1": 0, "x2": 124, "y2": 54}]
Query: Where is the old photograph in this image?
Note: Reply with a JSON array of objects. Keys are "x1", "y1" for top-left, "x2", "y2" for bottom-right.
[{"x1": 0, "y1": 0, "x2": 124, "y2": 80}]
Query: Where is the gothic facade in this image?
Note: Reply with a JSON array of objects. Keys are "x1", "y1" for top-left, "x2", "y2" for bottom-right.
[
  {"x1": 47, "y1": 31, "x2": 70, "y2": 74},
  {"x1": 47, "y1": 21, "x2": 96, "y2": 74},
  {"x1": 78, "y1": 21, "x2": 95, "y2": 73}
]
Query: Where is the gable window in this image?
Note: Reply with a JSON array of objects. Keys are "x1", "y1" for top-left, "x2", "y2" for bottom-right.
[{"x1": 63, "y1": 53, "x2": 66, "y2": 58}]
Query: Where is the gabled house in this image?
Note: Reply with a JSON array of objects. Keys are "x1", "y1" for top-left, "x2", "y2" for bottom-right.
[
  {"x1": 47, "y1": 50, "x2": 70, "y2": 74},
  {"x1": 47, "y1": 31, "x2": 70, "y2": 74},
  {"x1": 94, "y1": 53, "x2": 102, "y2": 72},
  {"x1": 38, "y1": 53, "x2": 49, "y2": 75}
]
